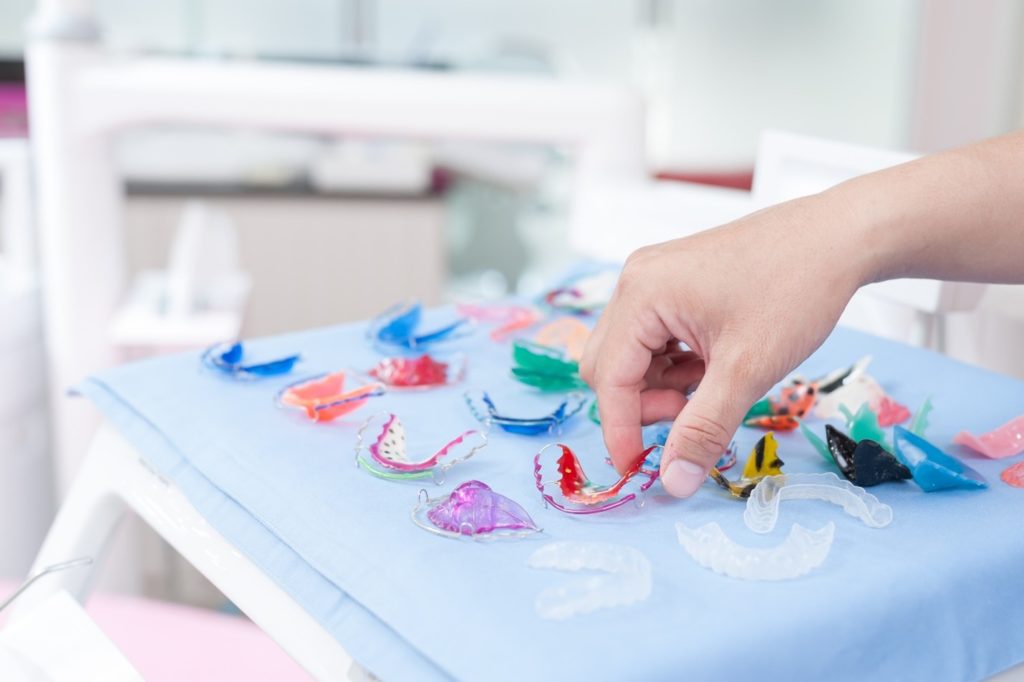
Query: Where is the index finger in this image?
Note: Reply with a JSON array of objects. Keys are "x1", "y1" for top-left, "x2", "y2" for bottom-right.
[{"x1": 592, "y1": 311, "x2": 668, "y2": 472}]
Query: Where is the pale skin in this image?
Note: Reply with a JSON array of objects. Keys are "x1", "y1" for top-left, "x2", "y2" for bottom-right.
[{"x1": 580, "y1": 130, "x2": 1024, "y2": 498}]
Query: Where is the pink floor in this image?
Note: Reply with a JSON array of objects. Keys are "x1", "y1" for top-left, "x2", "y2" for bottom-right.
[{"x1": 0, "y1": 581, "x2": 311, "y2": 681}]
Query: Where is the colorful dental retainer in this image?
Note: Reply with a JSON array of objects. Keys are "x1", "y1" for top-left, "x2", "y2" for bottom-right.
[
  {"x1": 534, "y1": 443, "x2": 661, "y2": 514},
  {"x1": 201, "y1": 342, "x2": 300, "y2": 380},
  {"x1": 814, "y1": 355, "x2": 873, "y2": 395},
  {"x1": 953, "y1": 415, "x2": 1024, "y2": 459},
  {"x1": 806, "y1": 424, "x2": 911, "y2": 487},
  {"x1": 464, "y1": 390, "x2": 587, "y2": 436},
  {"x1": 839, "y1": 402, "x2": 889, "y2": 446},
  {"x1": 812, "y1": 357, "x2": 911, "y2": 427},
  {"x1": 892, "y1": 426, "x2": 987, "y2": 492},
  {"x1": 744, "y1": 356, "x2": 879, "y2": 431},
  {"x1": 367, "y1": 301, "x2": 470, "y2": 354},
  {"x1": 638, "y1": 445, "x2": 736, "y2": 477},
  {"x1": 743, "y1": 382, "x2": 817, "y2": 431},
  {"x1": 708, "y1": 433, "x2": 784, "y2": 499},
  {"x1": 367, "y1": 353, "x2": 466, "y2": 390},
  {"x1": 1001, "y1": 462, "x2": 1024, "y2": 489},
  {"x1": 804, "y1": 396, "x2": 901, "y2": 449},
  {"x1": 599, "y1": 422, "x2": 737, "y2": 475},
  {"x1": 511, "y1": 341, "x2": 588, "y2": 392},
  {"x1": 874, "y1": 396, "x2": 911, "y2": 428},
  {"x1": 456, "y1": 303, "x2": 541, "y2": 342},
  {"x1": 819, "y1": 379, "x2": 912, "y2": 428},
  {"x1": 412, "y1": 481, "x2": 541, "y2": 540},
  {"x1": 801, "y1": 397, "x2": 974, "y2": 491},
  {"x1": 533, "y1": 318, "x2": 591, "y2": 362},
  {"x1": 354, "y1": 412, "x2": 486, "y2": 484},
  {"x1": 276, "y1": 371, "x2": 384, "y2": 422},
  {"x1": 541, "y1": 269, "x2": 618, "y2": 315},
  {"x1": 800, "y1": 397, "x2": 929, "y2": 466}
]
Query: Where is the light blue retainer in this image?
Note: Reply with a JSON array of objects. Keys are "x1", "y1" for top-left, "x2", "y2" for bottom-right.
[{"x1": 892, "y1": 426, "x2": 987, "y2": 492}]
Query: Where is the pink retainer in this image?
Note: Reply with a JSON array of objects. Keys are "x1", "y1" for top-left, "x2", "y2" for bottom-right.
[{"x1": 954, "y1": 415, "x2": 1024, "y2": 459}]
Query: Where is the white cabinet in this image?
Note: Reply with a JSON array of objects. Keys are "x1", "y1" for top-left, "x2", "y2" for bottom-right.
[{"x1": 122, "y1": 192, "x2": 446, "y2": 336}]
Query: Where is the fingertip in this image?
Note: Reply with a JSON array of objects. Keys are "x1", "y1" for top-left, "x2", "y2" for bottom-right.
[{"x1": 605, "y1": 426, "x2": 644, "y2": 475}]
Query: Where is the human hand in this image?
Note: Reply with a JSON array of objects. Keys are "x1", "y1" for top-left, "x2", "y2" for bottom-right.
[{"x1": 580, "y1": 192, "x2": 869, "y2": 498}]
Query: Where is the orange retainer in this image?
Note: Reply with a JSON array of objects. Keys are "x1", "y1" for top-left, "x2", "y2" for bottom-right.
[{"x1": 280, "y1": 372, "x2": 383, "y2": 422}]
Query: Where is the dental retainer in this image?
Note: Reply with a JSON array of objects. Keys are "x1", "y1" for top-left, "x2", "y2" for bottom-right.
[
  {"x1": 456, "y1": 303, "x2": 540, "y2": 342},
  {"x1": 541, "y1": 269, "x2": 618, "y2": 315},
  {"x1": 464, "y1": 390, "x2": 587, "y2": 436},
  {"x1": 954, "y1": 415, "x2": 1024, "y2": 459},
  {"x1": 354, "y1": 412, "x2": 486, "y2": 484},
  {"x1": 201, "y1": 342, "x2": 299, "y2": 380},
  {"x1": 676, "y1": 521, "x2": 835, "y2": 581},
  {"x1": 533, "y1": 443, "x2": 661, "y2": 514},
  {"x1": 528, "y1": 541, "x2": 651, "y2": 619},
  {"x1": 708, "y1": 433, "x2": 784, "y2": 498},
  {"x1": 367, "y1": 300, "x2": 470, "y2": 354},
  {"x1": 510, "y1": 341, "x2": 588, "y2": 392},
  {"x1": 276, "y1": 371, "x2": 384, "y2": 422},
  {"x1": 533, "y1": 317, "x2": 591, "y2": 361},
  {"x1": 892, "y1": 426, "x2": 987, "y2": 492},
  {"x1": 743, "y1": 472, "x2": 894, "y2": 534},
  {"x1": 367, "y1": 353, "x2": 466, "y2": 390},
  {"x1": 411, "y1": 481, "x2": 540, "y2": 541}
]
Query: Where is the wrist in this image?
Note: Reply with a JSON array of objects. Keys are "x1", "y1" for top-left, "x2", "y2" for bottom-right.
[{"x1": 815, "y1": 176, "x2": 899, "y2": 289}]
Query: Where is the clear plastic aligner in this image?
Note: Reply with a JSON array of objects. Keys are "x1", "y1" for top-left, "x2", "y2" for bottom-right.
[
  {"x1": 527, "y1": 542, "x2": 651, "y2": 620},
  {"x1": 743, "y1": 472, "x2": 893, "y2": 534},
  {"x1": 675, "y1": 521, "x2": 834, "y2": 581}
]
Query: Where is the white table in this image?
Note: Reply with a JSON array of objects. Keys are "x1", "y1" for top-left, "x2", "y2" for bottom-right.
[{"x1": 8, "y1": 425, "x2": 358, "y2": 681}]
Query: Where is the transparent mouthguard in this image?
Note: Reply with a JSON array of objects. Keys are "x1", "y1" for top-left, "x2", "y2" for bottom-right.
[
  {"x1": 743, "y1": 472, "x2": 893, "y2": 534},
  {"x1": 527, "y1": 541, "x2": 651, "y2": 620},
  {"x1": 676, "y1": 521, "x2": 834, "y2": 581}
]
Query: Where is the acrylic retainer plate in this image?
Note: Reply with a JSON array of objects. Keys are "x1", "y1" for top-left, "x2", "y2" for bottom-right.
[
  {"x1": 676, "y1": 521, "x2": 834, "y2": 581},
  {"x1": 743, "y1": 472, "x2": 893, "y2": 534}
]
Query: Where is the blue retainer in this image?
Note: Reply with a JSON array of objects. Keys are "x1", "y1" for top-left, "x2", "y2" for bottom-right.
[
  {"x1": 370, "y1": 301, "x2": 470, "y2": 353},
  {"x1": 465, "y1": 391, "x2": 587, "y2": 435},
  {"x1": 893, "y1": 426, "x2": 987, "y2": 492},
  {"x1": 201, "y1": 342, "x2": 300, "y2": 379}
]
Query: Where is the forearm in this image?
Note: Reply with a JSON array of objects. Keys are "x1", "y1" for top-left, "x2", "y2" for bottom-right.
[{"x1": 828, "y1": 129, "x2": 1024, "y2": 287}]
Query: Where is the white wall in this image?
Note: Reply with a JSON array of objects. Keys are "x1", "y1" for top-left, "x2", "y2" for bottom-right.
[
  {"x1": 2, "y1": 0, "x2": 925, "y2": 170},
  {"x1": 95, "y1": 0, "x2": 348, "y2": 56},
  {"x1": 0, "y1": 0, "x2": 350, "y2": 55},
  {"x1": 909, "y1": 0, "x2": 1024, "y2": 152},
  {"x1": 373, "y1": 0, "x2": 922, "y2": 167},
  {"x1": 651, "y1": 0, "x2": 919, "y2": 168},
  {"x1": 0, "y1": 0, "x2": 33, "y2": 55}
]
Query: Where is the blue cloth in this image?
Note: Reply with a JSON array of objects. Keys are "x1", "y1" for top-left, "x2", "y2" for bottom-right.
[{"x1": 77, "y1": 312, "x2": 1024, "y2": 681}]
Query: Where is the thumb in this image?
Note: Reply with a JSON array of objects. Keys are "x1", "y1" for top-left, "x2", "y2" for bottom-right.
[{"x1": 660, "y1": 360, "x2": 763, "y2": 498}]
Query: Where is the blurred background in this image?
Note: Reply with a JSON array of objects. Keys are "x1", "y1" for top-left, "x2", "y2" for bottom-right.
[{"x1": 1, "y1": 0, "x2": 1023, "y2": 676}]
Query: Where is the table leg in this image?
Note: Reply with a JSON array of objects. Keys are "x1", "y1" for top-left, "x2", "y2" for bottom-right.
[{"x1": 10, "y1": 425, "x2": 358, "y2": 681}]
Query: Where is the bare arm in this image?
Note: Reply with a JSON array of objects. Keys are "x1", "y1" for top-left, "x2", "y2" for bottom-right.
[
  {"x1": 580, "y1": 130, "x2": 1024, "y2": 498},
  {"x1": 851, "y1": 130, "x2": 1024, "y2": 285}
]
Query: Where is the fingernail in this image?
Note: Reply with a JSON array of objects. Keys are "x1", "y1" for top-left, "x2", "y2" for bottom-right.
[{"x1": 662, "y1": 459, "x2": 706, "y2": 498}]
